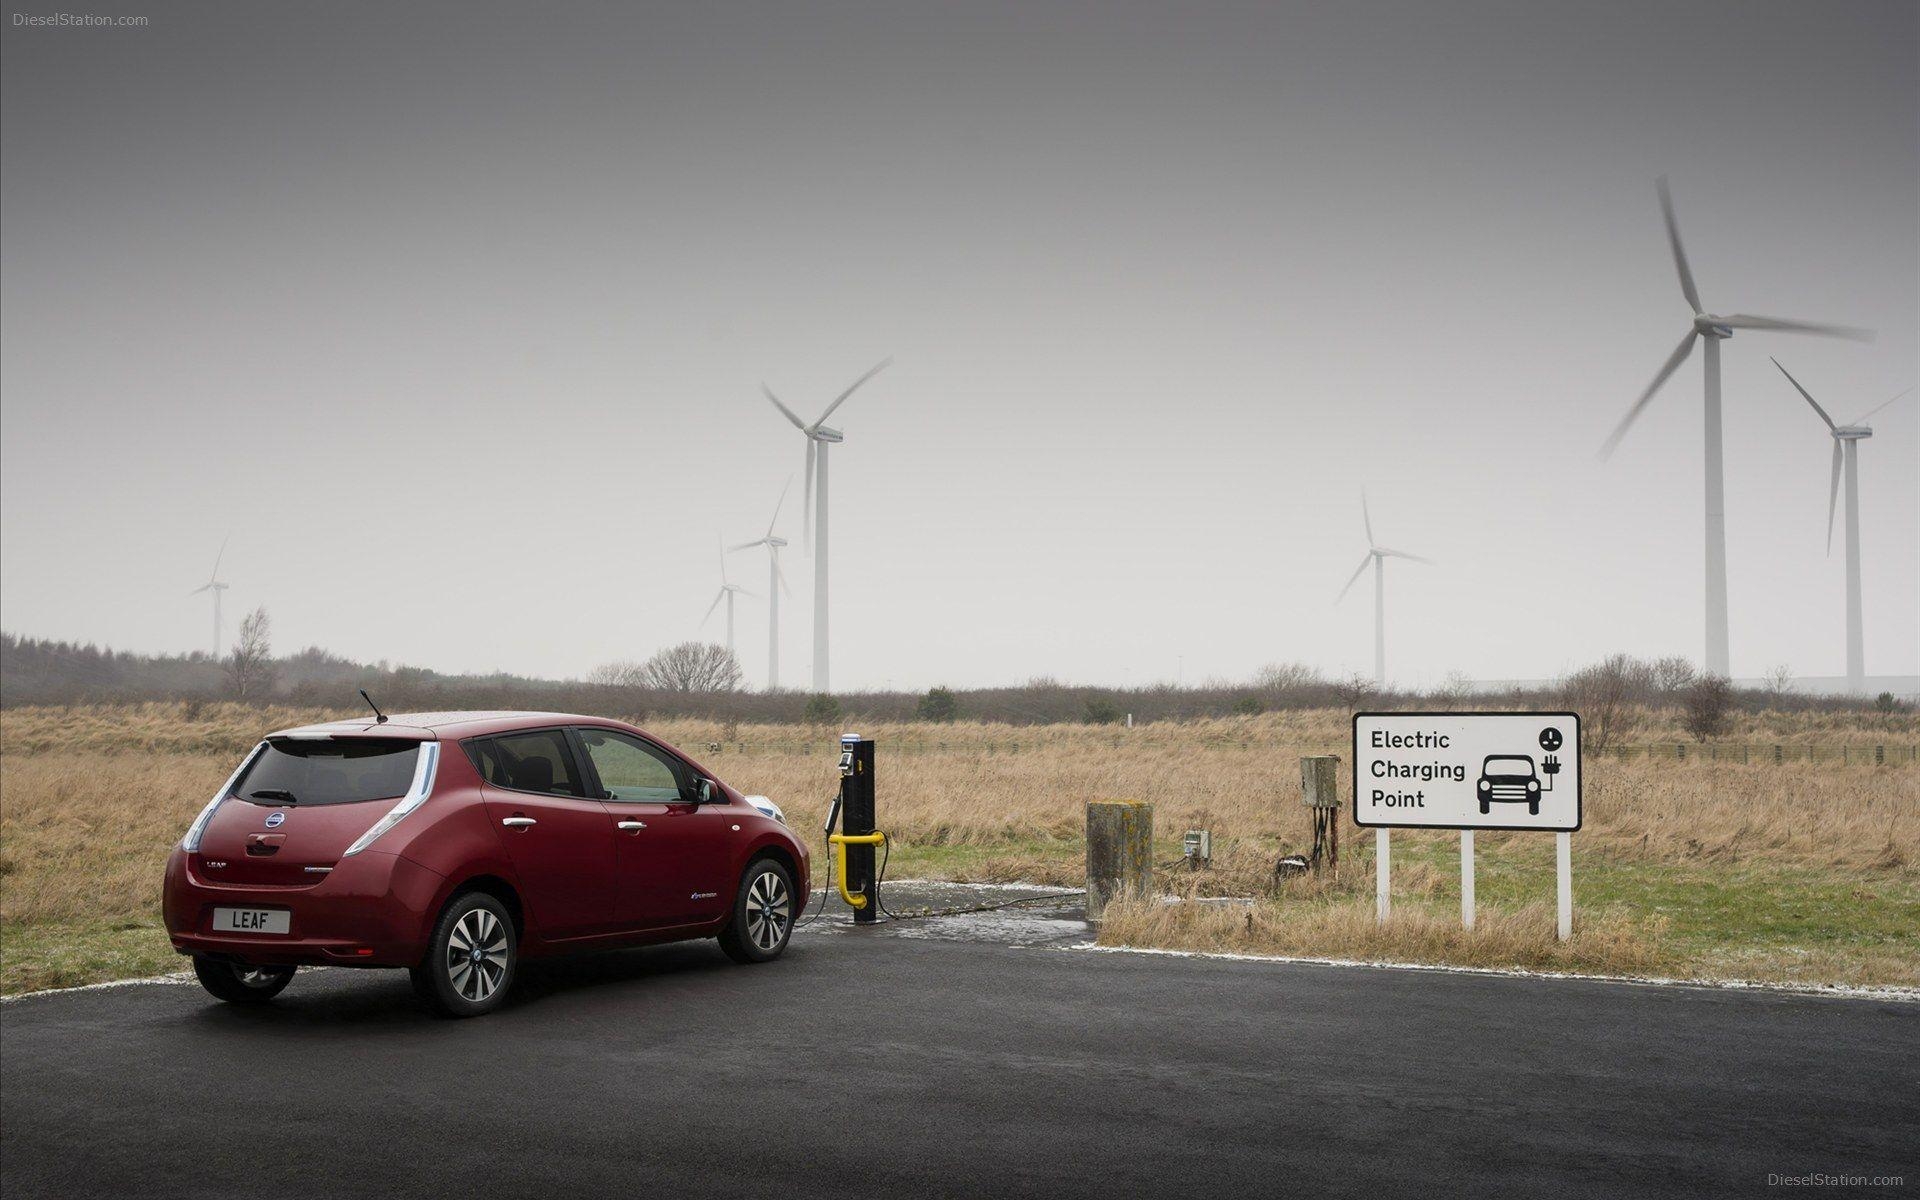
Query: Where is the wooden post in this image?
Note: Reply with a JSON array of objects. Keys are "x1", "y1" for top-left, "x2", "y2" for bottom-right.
[
  {"x1": 1460, "y1": 829, "x2": 1475, "y2": 931},
  {"x1": 1085, "y1": 800, "x2": 1153, "y2": 922}
]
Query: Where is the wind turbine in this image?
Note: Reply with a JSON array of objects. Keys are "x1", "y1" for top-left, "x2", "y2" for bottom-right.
[
  {"x1": 762, "y1": 358, "x2": 891, "y2": 692},
  {"x1": 189, "y1": 536, "x2": 231, "y2": 658},
  {"x1": 1337, "y1": 493, "x2": 1433, "y2": 689},
  {"x1": 730, "y1": 480, "x2": 793, "y2": 691},
  {"x1": 1772, "y1": 358, "x2": 1909, "y2": 695},
  {"x1": 1601, "y1": 176, "x2": 1873, "y2": 678},
  {"x1": 701, "y1": 537, "x2": 755, "y2": 660}
]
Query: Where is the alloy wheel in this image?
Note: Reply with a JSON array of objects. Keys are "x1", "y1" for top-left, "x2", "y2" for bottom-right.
[
  {"x1": 745, "y1": 870, "x2": 790, "y2": 951},
  {"x1": 234, "y1": 966, "x2": 282, "y2": 989},
  {"x1": 446, "y1": 907, "x2": 509, "y2": 1003}
]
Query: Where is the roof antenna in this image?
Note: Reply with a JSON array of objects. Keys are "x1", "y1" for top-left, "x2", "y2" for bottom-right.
[{"x1": 359, "y1": 689, "x2": 388, "y2": 724}]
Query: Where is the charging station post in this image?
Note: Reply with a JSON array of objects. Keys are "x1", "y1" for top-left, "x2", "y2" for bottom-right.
[{"x1": 842, "y1": 734, "x2": 878, "y2": 924}]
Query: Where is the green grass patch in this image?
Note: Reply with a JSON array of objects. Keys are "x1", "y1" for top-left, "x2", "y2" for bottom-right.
[{"x1": 2, "y1": 920, "x2": 184, "y2": 996}]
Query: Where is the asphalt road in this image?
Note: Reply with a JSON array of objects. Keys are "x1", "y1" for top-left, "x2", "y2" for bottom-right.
[{"x1": 3, "y1": 886, "x2": 1914, "y2": 1199}]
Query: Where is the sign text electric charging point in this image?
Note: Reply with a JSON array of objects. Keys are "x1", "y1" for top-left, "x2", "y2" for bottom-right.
[
  {"x1": 1353, "y1": 712, "x2": 1582, "y2": 939},
  {"x1": 1353, "y1": 712, "x2": 1581, "y2": 831}
]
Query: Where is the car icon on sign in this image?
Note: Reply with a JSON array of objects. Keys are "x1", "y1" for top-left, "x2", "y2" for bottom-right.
[{"x1": 1477, "y1": 755, "x2": 1542, "y2": 816}]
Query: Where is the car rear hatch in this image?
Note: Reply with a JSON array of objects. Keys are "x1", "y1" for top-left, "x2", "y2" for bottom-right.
[{"x1": 194, "y1": 735, "x2": 428, "y2": 886}]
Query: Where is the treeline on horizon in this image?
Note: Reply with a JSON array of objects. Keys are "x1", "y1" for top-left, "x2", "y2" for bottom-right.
[{"x1": 0, "y1": 632, "x2": 1894, "y2": 727}]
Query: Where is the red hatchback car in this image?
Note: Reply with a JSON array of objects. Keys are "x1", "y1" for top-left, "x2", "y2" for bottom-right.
[{"x1": 163, "y1": 711, "x2": 809, "y2": 1016}]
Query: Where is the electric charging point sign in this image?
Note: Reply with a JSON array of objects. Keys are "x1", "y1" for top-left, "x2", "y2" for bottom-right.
[{"x1": 1353, "y1": 712, "x2": 1581, "y2": 832}]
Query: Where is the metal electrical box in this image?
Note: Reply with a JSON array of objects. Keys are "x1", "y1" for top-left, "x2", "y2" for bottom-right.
[{"x1": 1182, "y1": 829, "x2": 1212, "y2": 866}]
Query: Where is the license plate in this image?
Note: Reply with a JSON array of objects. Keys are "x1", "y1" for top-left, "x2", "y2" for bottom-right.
[{"x1": 211, "y1": 907, "x2": 290, "y2": 935}]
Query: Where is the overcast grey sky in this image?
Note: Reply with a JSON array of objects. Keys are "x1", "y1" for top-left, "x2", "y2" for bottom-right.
[{"x1": 2, "y1": 1, "x2": 1914, "y2": 691}]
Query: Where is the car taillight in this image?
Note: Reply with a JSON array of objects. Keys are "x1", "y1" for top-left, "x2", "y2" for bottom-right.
[
  {"x1": 342, "y1": 743, "x2": 441, "y2": 857},
  {"x1": 182, "y1": 743, "x2": 267, "y2": 853}
]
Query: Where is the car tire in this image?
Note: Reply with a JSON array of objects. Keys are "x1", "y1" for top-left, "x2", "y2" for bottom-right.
[
  {"x1": 1479, "y1": 797, "x2": 1490, "y2": 815},
  {"x1": 1528, "y1": 799, "x2": 1540, "y2": 816},
  {"x1": 718, "y1": 857, "x2": 795, "y2": 965},
  {"x1": 192, "y1": 955, "x2": 295, "y2": 1004},
  {"x1": 411, "y1": 892, "x2": 517, "y2": 1018}
]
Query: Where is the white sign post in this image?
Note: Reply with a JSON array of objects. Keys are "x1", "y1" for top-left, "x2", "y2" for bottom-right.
[{"x1": 1353, "y1": 712, "x2": 1581, "y2": 938}]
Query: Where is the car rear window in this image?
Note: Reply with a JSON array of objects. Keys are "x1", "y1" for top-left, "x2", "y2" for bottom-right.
[{"x1": 234, "y1": 738, "x2": 422, "y2": 807}]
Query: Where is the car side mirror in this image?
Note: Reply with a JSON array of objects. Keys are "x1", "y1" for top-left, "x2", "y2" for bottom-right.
[{"x1": 696, "y1": 779, "x2": 717, "y2": 804}]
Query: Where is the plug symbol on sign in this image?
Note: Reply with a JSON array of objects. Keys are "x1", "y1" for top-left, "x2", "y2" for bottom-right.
[{"x1": 1538, "y1": 727, "x2": 1564, "y2": 792}]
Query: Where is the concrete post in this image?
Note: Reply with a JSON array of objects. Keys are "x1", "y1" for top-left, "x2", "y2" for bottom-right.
[
  {"x1": 1300, "y1": 756, "x2": 1340, "y2": 807},
  {"x1": 1085, "y1": 800, "x2": 1153, "y2": 922},
  {"x1": 1301, "y1": 755, "x2": 1340, "y2": 876}
]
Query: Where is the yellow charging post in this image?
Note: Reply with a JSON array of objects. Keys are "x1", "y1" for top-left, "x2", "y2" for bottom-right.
[{"x1": 828, "y1": 832, "x2": 886, "y2": 909}]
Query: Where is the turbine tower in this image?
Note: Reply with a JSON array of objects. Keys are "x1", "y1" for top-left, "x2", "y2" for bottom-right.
[
  {"x1": 1772, "y1": 358, "x2": 1909, "y2": 695},
  {"x1": 189, "y1": 536, "x2": 231, "y2": 658},
  {"x1": 730, "y1": 480, "x2": 793, "y2": 691},
  {"x1": 1336, "y1": 493, "x2": 1433, "y2": 688},
  {"x1": 701, "y1": 537, "x2": 754, "y2": 659},
  {"x1": 762, "y1": 358, "x2": 891, "y2": 693},
  {"x1": 1601, "y1": 176, "x2": 1872, "y2": 678}
]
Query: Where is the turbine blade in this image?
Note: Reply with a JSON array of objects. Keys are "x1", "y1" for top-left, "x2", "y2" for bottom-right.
[
  {"x1": 727, "y1": 538, "x2": 766, "y2": 553},
  {"x1": 701, "y1": 589, "x2": 725, "y2": 624},
  {"x1": 1336, "y1": 554, "x2": 1372, "y2": 603},
  {"x1": 719, "y1": 535, "x2": 730, "y2": 586},
  {"x1": 1361, "y1": 490, "x2": 1375, "y2": 547},
  {"x1": 803, "y1": 441, "x2": 816, "y2": 552},
  {"x1": 1376, "y1": 547, "x2": 1435, "y2": 565},
  {"x1": 1601, "y1": 330, "x2": 1697, "y2": 459},
  {"x1": 762, "y1": 385, "x2": 808, "y2": 431},
  {"x1": 811, "y1": 357, "x2": 892, "y2": 429},
  {"x1": 733, "y1": 586, "x2": 759, "y2": 599},
  {"x1": 1657, "y1": 176, "x2": 1703, "y2": 314},
  {"x1": 189, "y1": 583, "x2": 213, "y2": 596},
  {"x1": 1771, "y1": 357, "x2": 1835, "y2": 429},
  {"x1": 1720, "y1": 314, "x2": 1874, "y2": 342},
  {"x1": 1851, "y1": 386, "x2": 1912, "y2": 425},
  {"x1": 1826, "y1": 439, "x2": 1842, "y2": 556},
  {"x1": 767, "y1": 475, "x2": 792, "y2": 539}
]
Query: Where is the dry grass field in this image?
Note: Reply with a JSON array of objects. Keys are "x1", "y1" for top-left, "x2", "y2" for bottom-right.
[{"x1": 2, "y1": 703, "x2": 1915, "y2": 993}]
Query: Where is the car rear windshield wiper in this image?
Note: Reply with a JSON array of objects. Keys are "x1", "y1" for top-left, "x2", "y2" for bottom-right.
[{"x1": 247, "y1": 788, "x2": 299, "y2": 804}]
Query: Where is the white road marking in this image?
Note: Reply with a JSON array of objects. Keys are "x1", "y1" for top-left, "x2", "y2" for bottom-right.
[
  {"x1": 1063, "y1": 942, "x2": 1920, "y2": 1003},
  {"x1": 2, "y1": 965, "x2": 335, "y2": 1005}
]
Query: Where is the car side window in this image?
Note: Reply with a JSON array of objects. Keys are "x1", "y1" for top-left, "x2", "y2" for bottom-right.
[
  {"x1": 576, "y1": 728, "x2": 692, "y2": 803},
  {"x1": 484, "y1": 729, "x2": 590, "y2": 798}
]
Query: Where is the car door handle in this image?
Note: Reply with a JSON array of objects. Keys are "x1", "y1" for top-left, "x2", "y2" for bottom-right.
[
  {"x1": 616, "y1": 820, "x2": 647, "y2": 832},
  {"x1": 501, "y1": 817, "x2": 537, "y2": 828}
]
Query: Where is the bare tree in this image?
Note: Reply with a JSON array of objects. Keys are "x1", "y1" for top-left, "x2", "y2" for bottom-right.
[
  {"x1": 1762, "y1": 664, "x2": 1795, "y2": 708},
  {"x1": 1329, "y1": 671, "x2": 1373, "y2": 711},
  {"x1": 1560, "y1": 654, "x2": 1640, "y2": 753},
  {"x1": 1649, "y1": 656, "x2": 1697, "y2": 700},
  {"x1": 1253, "y1": 662, "x2": 1321, "y2": 693},
  {"x1": 1681, "y1": 675, "x2": 1734, "y2": 742},
  {"x1": 225, "y1": 606, "x2": 276, "y2": 700},
  {"x1": 586, "y1": 660, "x2": 646, "y2": 688},
  {"x1": 638, "y1": 642, "x2": 743, "y2": 693}
]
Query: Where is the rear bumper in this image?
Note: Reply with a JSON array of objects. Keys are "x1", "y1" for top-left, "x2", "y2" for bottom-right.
[{"x1": 162, "y1": 847, "x2": 446, "y2": 968}]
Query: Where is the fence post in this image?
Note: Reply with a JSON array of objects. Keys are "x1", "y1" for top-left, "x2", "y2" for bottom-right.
[{"x1": 1085, "y1": 801, "x2": 1153, "y2": 922}]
